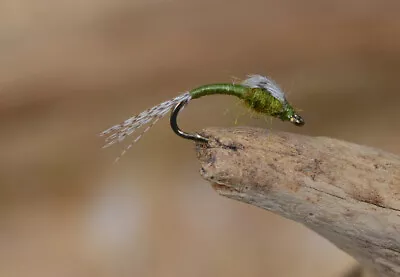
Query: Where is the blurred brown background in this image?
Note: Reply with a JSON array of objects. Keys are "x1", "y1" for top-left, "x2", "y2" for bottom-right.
[{"x1": 0, "y1": 0, "x2": 399, "y2": 276}]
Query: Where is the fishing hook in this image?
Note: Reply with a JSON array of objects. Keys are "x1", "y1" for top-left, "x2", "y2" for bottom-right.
[{"x1": 170, "y1": 100, "x2": 208, "y2": 143}]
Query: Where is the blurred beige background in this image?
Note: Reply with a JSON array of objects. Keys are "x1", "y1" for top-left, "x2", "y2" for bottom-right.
[{"x1": 1, "y1": 0, "x2": 399, "y2": 276}]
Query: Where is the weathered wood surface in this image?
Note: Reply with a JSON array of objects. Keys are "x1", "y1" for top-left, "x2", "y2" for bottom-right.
[{"x1": 195, "y1": 127, "x2": 400, "y2": 277}]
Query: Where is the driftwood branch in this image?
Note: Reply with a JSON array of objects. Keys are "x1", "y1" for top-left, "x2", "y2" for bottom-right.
[{"x1": 195, "y1": 127, "x2": 400, "y2": 277}]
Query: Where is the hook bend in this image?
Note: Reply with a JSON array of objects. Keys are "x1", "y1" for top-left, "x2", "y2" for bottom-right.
[{"x1": 170, "y1": 100, "x2": 208, "y2": 143}]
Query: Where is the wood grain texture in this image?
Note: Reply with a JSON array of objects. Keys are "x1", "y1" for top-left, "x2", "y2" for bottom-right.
[{"x1": 195, "y1": 127, "x2": 400, "y2": 277}]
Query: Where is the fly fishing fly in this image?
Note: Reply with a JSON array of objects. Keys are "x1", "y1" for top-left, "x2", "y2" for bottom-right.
[{"x1": 100, "y1": 74, "x2": 304, "y2": 162}]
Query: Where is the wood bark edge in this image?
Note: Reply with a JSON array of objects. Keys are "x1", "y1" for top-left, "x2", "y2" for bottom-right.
[{"x1": 195, "y1": 127, "x2": 400, "y2": 277}]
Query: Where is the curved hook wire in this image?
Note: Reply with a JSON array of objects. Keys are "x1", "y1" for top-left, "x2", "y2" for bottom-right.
[{"x1": 170, "y1": 100, "x2": 208, "y2": 143}]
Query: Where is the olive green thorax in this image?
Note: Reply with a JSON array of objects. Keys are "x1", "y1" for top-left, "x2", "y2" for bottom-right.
[{"x1": 243, "y1": 88, "x2": 295, "y2": 121}]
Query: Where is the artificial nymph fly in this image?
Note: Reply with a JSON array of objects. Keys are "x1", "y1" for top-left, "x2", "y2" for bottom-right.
[{"x1": 100, "y1": 74, "x2": 304, "y2": 162}]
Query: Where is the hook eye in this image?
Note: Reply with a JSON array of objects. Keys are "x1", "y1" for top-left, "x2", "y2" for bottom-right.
[{"x1": 290, "y1": 114, "x2": 305, "y2": 126}]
